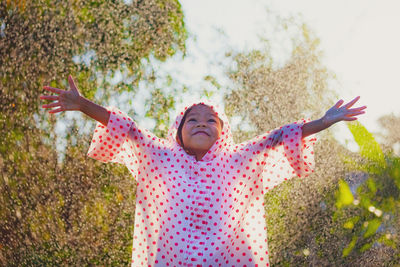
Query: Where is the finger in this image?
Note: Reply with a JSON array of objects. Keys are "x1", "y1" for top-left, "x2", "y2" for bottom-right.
[
  {"x1": 347, "y1": 110, "x2": 366, "y2": 116},
  {"x1": 42, "y1": 102, "x2": 61, "y2": 109},
  {"x1": 348, "y1": 106, "x2": 367, "y2": 112},
  {"x1": 68, "y1": 75, "x2": 78, "y2": 92},
  {"x1": 353, "y1": 110, "x2": 366, "y2": 115},
  {"x1": 343, "y1": 96, "x2": 360, "y2": 109},
  {"x1": 40, "y1": 95, "x2": 59, "y2": 101},
  {"x1": 343, "y1": 117, "x2": 358, "y2": 121},
  {"x1": 49, "y1": 107, "x2": 64, "y2": 114},
  {"x1": 43, "y1": 86, "x2": 65, "y2": 94},
  {"x1": 345, "y1": 111, "x2": 365, "y2": 117},
  {"x1": 334, "y1": 99, "x2": 344, "y2": 108},
  {"x1": 345, "y1": 111, "x2": 364, "y2": 117}
]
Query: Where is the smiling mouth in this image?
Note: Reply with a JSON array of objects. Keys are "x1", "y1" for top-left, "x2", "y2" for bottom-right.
[{"x1": 194, "y1": 131, "x2": 209, "y2": 136}]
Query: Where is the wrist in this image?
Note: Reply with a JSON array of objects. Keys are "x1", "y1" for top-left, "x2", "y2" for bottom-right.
[
  {"x1": 321, "y1": 116, "x2": 334, "y2": 128},
  {"x1": 77, "y1": 96, "x2": 87, "y2": 112}
]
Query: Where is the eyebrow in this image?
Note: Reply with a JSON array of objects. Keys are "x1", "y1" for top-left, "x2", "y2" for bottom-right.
[{"x1": 187, "y1": 113, "x2": 218, "y2": 118}]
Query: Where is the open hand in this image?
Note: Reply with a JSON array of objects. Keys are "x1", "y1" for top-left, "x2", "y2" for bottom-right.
[
  {"x1": 40, "y1": 75, "x2": 82, "y2": 113},
  {"x1": 323, "y1": 96, "x2": 366, "y2": 126}
]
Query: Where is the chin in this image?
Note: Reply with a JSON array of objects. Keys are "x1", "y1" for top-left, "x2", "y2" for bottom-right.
[{"x1": 188, "y1": 143, "x2": 212, "y2": 152}]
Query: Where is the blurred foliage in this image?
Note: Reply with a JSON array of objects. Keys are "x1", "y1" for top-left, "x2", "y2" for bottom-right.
[
  {"x1": 145, "y1": 88, "x2": 176, "y2": 138},
  {"x1": 336, "y1": 179, "x2": 354, "y2": 209},
  {"x1": 331, "y1": 122, "x2": 400, "y2": 265},
  {"x1": 222, "y1": 14, "x2": 347, "y2": 266},
  {"x1": 1, "y1": 128, "x2": 136, "y2": 265},
  {"x1": 2, "y1": 1, "x2": 399, "y2": 266},
  {"x1": 225, "y1": 21, "x2": 336, "y2": 143},
  {"x1": 258, "y1": 120, "x2": 400, "y2": 266},
  {"x1": 0, "y1": 0, "x2": 186, "y2": 120},
  {"x1": 223, "y1": 14, "x2": 400, "y2": 266},
  {"x1": 378, "y1": 114, "x2": 400, "y2": 152},
  {"x1": 1, "y1": 0, "x2": 186, "y2": 265}
]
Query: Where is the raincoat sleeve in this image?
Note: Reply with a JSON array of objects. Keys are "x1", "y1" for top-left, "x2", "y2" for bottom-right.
[
  {"x1": 87, "y1": 106, "x2": 166, "y2": 179},
  {"x1": 240, "y1": 119, "x2": 317, "y2": 192}
]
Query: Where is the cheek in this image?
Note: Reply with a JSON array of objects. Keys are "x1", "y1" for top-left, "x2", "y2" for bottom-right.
[
  {"x1": 214, "y1": 126, "x2": 222, "y2": 138},
  {"x1": 181, "y1": 125, "x2": 191, "y2": 141}
]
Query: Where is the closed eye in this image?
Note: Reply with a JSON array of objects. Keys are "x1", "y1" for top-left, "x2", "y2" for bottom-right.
[{"x1": 208, "y1": 119, "x2": 216, "y2": 123}]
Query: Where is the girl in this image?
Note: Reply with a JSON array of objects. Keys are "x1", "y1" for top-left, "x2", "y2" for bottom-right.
[{"x1": 41, "y1": 75, "x2": 366, "y2": 266}]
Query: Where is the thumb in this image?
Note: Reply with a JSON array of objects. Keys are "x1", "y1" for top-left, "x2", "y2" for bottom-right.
[
  {"x1": 68, "y1": 75, "x2": 78, "y2": 92},
  {"x1": 334, "y1": 99, "x2": 344, "y2": 108}
]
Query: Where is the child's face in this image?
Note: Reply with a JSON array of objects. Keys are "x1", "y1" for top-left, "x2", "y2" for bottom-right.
[{"x1": 181, "y1": 104, "x2": 222, "y2": 156}]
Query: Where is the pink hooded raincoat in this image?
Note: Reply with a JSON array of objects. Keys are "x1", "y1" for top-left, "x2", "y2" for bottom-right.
[{"x1": 87, "y1": 101, "x2": 317, "y2": 266}]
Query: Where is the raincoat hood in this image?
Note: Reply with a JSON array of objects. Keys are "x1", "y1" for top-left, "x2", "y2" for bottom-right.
[{"x1": 167, "y1": 100, "x2": 233, "y2": 161}]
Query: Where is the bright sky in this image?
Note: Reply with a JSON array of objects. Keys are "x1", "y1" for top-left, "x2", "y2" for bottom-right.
[
  {"x1": 179, "y1": 0, "x2": 400, "y2": 149},
  {"x1": 55, "y1": 0, "x2": 400, "y2": 158}
]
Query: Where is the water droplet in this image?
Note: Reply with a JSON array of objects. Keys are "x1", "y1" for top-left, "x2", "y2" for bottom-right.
[
  {"x1": 368, "y1": 206, "x2": 376, "y2": 212},
  {"x1": 303, "y1": 248, "x2": 310, "y2": 256},
  {"x1": 374, "y1": 209, "x2": 382, "y2": 217}
]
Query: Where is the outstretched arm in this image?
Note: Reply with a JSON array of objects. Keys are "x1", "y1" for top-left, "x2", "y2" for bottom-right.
[
  {"x1": 302, "y1": 96, "x2": 366, "y2": 138},
  {"x1": 40, "y1": 75, "x2": 110, "y2": 126}
]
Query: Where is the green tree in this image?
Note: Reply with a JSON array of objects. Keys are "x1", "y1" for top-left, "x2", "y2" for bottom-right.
[
  {"x1": 224, "y1": 22, "x2": 335, "y2": 142},
  {"x1": 222, "y1": 15, "x2": 349, "y2": 265},
  {"x1": 0, "y1": 0, "x2": 186, "y2": 265},
  {"x1": 223, "y1": 20, "x2": 400, "y2": 263},
  {"x1": 0, "y1": 0, "x2": 186, "y2": 119},
  {"x1": 377, "y1": 114, "x2": 400, "y2": 151},
  {"x1": 332, "y1": 122, "x2": 400, "y2": 265}
]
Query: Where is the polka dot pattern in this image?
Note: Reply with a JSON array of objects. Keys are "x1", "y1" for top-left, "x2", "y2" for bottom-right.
[{"x1": 87, "y1": 103, "x2": 317, "y2": 266}]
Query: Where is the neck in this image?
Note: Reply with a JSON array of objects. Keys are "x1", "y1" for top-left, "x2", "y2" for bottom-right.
[
  {"x1": 185, "y1": 148, "x2": 207, "y2": 161},
  {"x1": 195, "y1": 151, "x2": 207, "y2": 161}
]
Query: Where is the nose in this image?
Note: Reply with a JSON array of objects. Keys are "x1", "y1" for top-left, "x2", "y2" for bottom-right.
[{"x1": 196, "y1": 121, "x2": 206, "y2": 127}]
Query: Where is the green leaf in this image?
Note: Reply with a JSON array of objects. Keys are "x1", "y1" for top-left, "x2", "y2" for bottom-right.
[
  {"x1": 336, "y1": 179, "x2": 354, "y2": 209},
  {"x1": 378, "y1": 233, "x2": 396, "y2": 249},
  {"x1": 360, "y1": 242, "x2": 373, "y2": 252},
  {"x1": 204, "y1": 75, "x2": 222, "y2": 89},
  {"x1": 343, "y1": 216, "x2": 360, "y2": 229},
  {"x1": 366, "y1": 178, "x2": 377, "y2": 194},
  {"x1": 363, "y1": 218, "x2": 381, "y2": 238},
  {"x1": 342, "y1": 236, "x2": 357, "y2": 257},
  {"x1": 347, "y1": 122, "x2": 385, "y2": 166},
  {"x1": 390, "y1": 158, "x2": 400, "y2": 190},
  {"x1": 343, "y1": 220, "x2": 354, "y2": 229}
]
